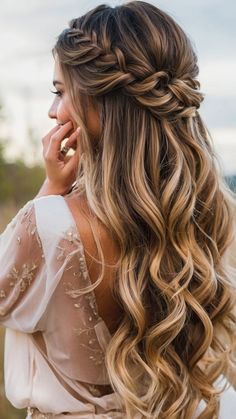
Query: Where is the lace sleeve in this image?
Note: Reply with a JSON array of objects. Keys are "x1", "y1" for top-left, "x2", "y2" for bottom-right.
[{"x1": 0, "y1": 200, "x2": 45, "y2": 331}]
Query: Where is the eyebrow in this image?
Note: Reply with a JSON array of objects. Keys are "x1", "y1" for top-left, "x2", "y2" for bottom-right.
[{"x1": 53, "y1": 80, "x2": 64, "y2": 86}]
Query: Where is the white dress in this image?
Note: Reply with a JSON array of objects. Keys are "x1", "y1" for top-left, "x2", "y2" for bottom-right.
[{"x1": 0, "y1": 194, "x2": 235, "y2": 418}]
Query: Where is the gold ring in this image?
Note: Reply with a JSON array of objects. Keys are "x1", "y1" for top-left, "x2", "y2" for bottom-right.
[{"x1": 60, "y1": 145, "x2": 70, "y2": 155}]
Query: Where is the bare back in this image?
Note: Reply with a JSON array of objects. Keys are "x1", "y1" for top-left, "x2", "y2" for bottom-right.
[{"x1": 64, "y1": 192, "x2": 124, "y2": 336}]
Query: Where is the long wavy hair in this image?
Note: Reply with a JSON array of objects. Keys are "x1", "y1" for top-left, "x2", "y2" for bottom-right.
[{"x1": 53, "y1": 2, "x2": 236, "y2": 418}]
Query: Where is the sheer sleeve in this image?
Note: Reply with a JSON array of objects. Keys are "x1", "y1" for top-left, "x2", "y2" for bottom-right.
[
  {"x1": 0, "y1": 200, "x2": 46, "y2": 332},
  {"x1": 1, "y1": 194, "x2": 114, "y2": 386}
]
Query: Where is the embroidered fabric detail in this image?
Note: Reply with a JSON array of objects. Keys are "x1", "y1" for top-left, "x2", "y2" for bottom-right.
[
  {"x1": 53, "y1": 222, "x2": 107, "y2": 368},
  {"x1": 0, "y1": 201, "x2": 44, "y2": 318},
  {"x1": 6, "y1": 262, "x2": 38, "y2": 292},
  {"x1": 27, "y1": 406, "x2": 53, "y2": 419}
]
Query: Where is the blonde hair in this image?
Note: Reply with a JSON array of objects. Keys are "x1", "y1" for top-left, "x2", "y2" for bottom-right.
[{"x1": 53, "y1": 2, "x2": 236, "y2": 417}]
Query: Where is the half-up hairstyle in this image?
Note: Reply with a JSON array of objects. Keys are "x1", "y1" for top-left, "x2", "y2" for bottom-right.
[{"x1": 53, "y1": 2, "x2": 236, "y2": 418}]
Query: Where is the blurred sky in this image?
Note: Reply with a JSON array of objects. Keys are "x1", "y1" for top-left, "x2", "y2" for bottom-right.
[{"x1": 0, "y1": 0, "x2": 235, "y2": 174}]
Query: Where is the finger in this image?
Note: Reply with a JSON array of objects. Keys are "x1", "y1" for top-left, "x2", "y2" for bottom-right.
[
  {"x1": 51, "y1": 121, "x2": 73, "y2": 143},
  {"x1": 42, "y1": 124, "x2": 61, "y2": 146},
  {"x1": 62, "y1": 129, "x2": 80, "y2": 152},
  {"x1": 64, "y1": 155, "x2": 72, "y2": 164},
  {"x1": 65, "y1": 142, "x2": 81, "y2": 172},
  {"x1": 48, "y1": 121, "x2": 73, "y2": 156},
  {"x1": 59, "y1": 128, "x2": 80, "y2": 156}
]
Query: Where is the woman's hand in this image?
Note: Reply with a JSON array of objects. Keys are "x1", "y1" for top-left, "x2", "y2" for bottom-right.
[{"x1": 37, "y1": 121, "x2": 81, "y2": 197}]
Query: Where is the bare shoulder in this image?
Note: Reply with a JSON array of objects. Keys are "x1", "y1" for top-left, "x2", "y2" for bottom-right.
[{"x1": 64, "y1": 192, "x2": 120, "y2": 268}]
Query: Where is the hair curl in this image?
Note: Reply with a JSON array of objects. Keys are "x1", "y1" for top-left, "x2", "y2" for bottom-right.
[{"x1": 53, "y1": 2, "x2": 236, "y2": 418}]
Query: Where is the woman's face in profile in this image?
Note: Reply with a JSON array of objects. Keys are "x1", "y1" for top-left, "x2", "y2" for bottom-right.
[
  {"x1": 48, "y1": 56, "x2": 100, "y2": 138},
  {"x1": 48, "y1": 56, "x2": 74, "y2": 127}
]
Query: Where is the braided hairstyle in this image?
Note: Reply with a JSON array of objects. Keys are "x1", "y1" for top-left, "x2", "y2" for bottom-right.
[
  {"x1": 53, "y1": 2, "x2": 236, "y2": 418},
  {"x1": 55, "y1": 4, "x2": 204, "y2": 121}
]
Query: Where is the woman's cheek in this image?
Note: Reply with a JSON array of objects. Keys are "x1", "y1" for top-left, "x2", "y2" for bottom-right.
[{"x1": 57, "y1": 102, "x2": 71, "y2": 124}]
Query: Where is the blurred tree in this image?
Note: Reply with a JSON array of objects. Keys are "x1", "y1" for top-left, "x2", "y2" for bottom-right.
[
  {"x1": 0, "y1": 99, "x2": 45, "y2": 207},
  {"x1": 26, "y1": 124, "x2": 43, "y2": 167},
  {"x1": 0, "y1": 158, "x2": 45, "y2": 206}
]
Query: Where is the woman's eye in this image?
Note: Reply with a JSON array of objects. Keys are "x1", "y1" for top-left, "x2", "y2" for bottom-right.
[{"x1": 50, "y1": 89, "x2": 62, "y2": 97}]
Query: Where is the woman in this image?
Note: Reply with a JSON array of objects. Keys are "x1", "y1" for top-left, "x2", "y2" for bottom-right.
[{"x1": 0, "y1": 1, "x2": 236, "y2": 418}]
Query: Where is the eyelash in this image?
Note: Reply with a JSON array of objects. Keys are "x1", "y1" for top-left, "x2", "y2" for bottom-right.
[{"x1": 50, "y1": 89, "x2": 62, "y2": 97}]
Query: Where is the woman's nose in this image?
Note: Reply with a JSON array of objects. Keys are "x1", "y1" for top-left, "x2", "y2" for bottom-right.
[{"x1": 48, "y1": 101, "x2": 57, "y2": 119}]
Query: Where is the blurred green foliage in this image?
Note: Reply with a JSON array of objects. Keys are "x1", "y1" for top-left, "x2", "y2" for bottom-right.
[{"x1": 0, "y1": 141, "x2": 45, "y2": 208}]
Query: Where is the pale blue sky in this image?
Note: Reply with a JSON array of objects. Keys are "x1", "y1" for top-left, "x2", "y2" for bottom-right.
[{"x1": 0, "y1": 0, "x2": 235, "y2": 173}]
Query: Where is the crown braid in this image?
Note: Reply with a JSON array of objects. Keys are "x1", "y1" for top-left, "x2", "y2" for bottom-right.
[{"x1": 56, "y1": 24, "x2": 204, "y2": 121}]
